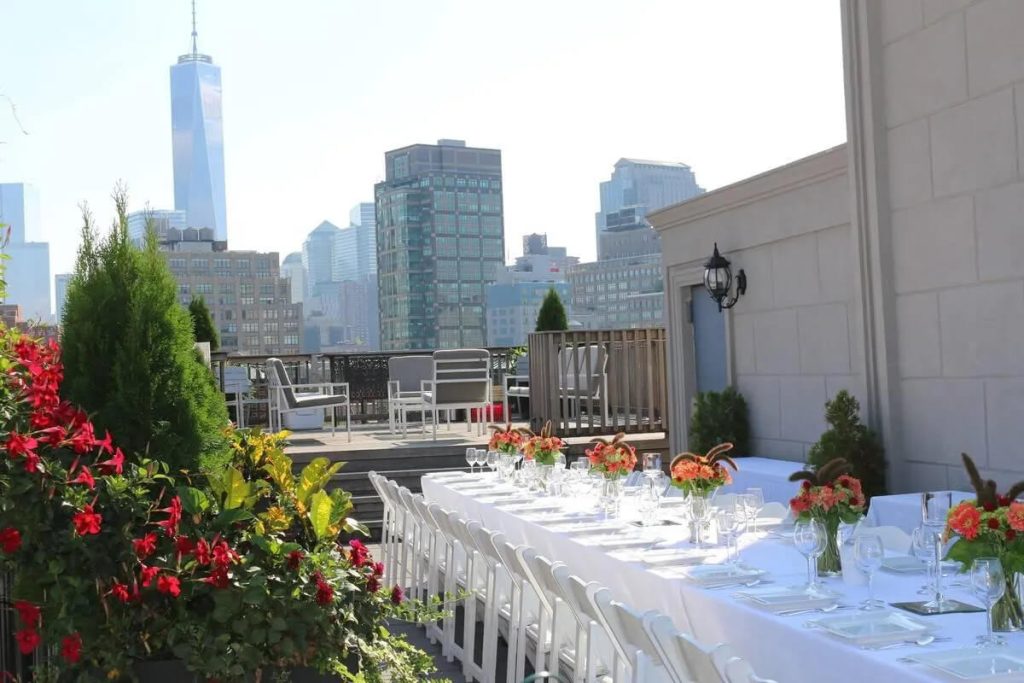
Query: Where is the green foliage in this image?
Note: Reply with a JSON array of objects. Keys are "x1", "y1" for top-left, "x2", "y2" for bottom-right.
[
  {"x1": 188, "y1": 296, "x2": 220, "y2": 351},
  {"x1": 60, "y1": 189, "x2": 230, "y2": 472},
  {"x1": 535, "y1": 288, "x2": 568, "y2": 332},
  {"x1": 687, "y1": 386, "x2": 750, "y2": 456},
  {"x1": 806, "y1": 390, "x2": 887, "y2": 500}
]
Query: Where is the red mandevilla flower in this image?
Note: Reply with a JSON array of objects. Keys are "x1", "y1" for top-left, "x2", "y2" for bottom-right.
[
  {"x1": 391, "y1": 584, "x2": 404, "y2": 605},
  {"x1": 109, "y1": 582, "x2": 131, "y2": 603},
  {"x1": 69, "y1": 421, "x2": 96, "y2": 454},
  {"x1": 6, "y1": 432, "x2": 38, "y2": 458},
  {"x1": 71, "y1": 466, "x2": 96, "y2": 490},
  {"x1": 203, "y1": 566, "x2": 230, "y2": 589},
  {"x1": 60, "y1": 633, "x2": 82, "y2": 664},
  {"x1": 0, "y1": 527, "x2": 22, "y2": 553},
  {"x1": 97, "y1": 447, "x2": 125, "y2": 476},
  {"x1": 211, "y1": 540, "x2": 238, "y2": 569},
  {"x1": 140, "y1": 565, "x2": 160, "y2": 588},
  {"x1": 72, "y1": 505, "x2": 102, "y2": 536},
  {"x1": 158, "y1": 496, "x2": 182, "y2": 537},
  {"x1": 15, "y1": 629, "x2": 40, "y2": 655},
  {"x1": 132, "y1": 533, "x2": 158, "y2": 559},
  {"x1": 175, "y1": 536, "x2": 196, "y2": 556},
  {"x1": 157, "y1": 575, "x2": 181, "y2": 598},
  {"x1": 13, "y1": 600, "x2": 41, "y2": 627},
  {"x1": 286, "y1": 550, "x2": 304, "y2": 571},
  {"x1": 95, "y1": 430, "x2": 114, "y2": 455},
  {"x1": 193, "y1": 538, "x2": 212, "y2": 565}
]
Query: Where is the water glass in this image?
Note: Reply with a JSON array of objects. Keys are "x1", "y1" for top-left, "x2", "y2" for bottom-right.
[
  {"x1": 642, "y1": 452, "x2": 662, "y2": 477},
  {"x1": 745, "y1": 488, "x2": 765, "y2": 532},
  {"x1": 689, "y1": 495, "x2": 714, "y2": 547},
  {"x1": 853, "y1": 534, "x2": 885, "y2": 609},
  {"x1": 638, "y1": 482, "x2": 660, "y2": 526},
  {"x1": 912, "y1": 526, "x2": 938, "y2": 595},
  {"x1": 922, "y1": 491, "x2": 953, "y2": 526},
  {"x1": 972, "y1": 557, "x2": 1007, "y2": 647},
  {"x1": 465, "y1": 447, "x2": 477, "y2": 475},
  {"x1": 793, "y1": 519, "x2": 826, "y2": 592},
  {"x1": 521, "y1": 459, "x2": 537, "y2": 488},
  {"x1": 486, "y1": 450, "x2": 499, "y2": 474},
  {"x1": 716, "y1": 507, "x2": 742, "y2": 564}
]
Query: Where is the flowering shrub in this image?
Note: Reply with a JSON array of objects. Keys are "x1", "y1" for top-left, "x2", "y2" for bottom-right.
[
  {"x1": 519, "y1": 421, "x2": 564, "y2": 466},
  {"x1": 0, "y1": 332, "x2": 437, "y2": 681},
  {"x1": 487, "y1": 422, "x2": 523, "y2": 455},
  {"x1": 585, "y1": 432, "x2": 637, "y2": 479},
  {"x1": 669, "y1": 443, "x2": 737, "y2": 495}
]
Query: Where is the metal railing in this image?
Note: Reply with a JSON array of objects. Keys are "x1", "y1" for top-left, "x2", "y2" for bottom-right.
[{"x1": 527, "y1": 328, "x2": 668, "y2": 437}]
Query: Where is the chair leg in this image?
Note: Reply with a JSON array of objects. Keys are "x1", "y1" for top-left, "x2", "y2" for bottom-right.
[
  {"x1": 432, "y1": 409, "x2": 438, "y2": 441},
  {"x1": 347, "y1": 403, "x2": 352, "y2": 442}
]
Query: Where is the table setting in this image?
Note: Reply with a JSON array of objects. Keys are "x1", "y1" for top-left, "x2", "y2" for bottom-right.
[{"x1": 421, "y1": 438, "x2": 1024, "y2": 682}]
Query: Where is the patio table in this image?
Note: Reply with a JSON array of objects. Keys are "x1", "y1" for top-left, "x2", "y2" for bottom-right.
[
  {"x1": 719, "y1": 456, "x2": 805, "y2": 505},
  {"x1": 422, "y1": 473, "x2": 1023, "y2": 683},
  {"x1": 866, "y1": 491, "x2": 974, "y2": 534}
]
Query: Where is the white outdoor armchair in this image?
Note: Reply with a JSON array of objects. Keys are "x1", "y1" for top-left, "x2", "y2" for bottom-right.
[
  {"x1": 422, "y1": 349, "x2": 492, "y2": 440},
  {"x1": 266, "y1": 357, "x2": 351, "y2": 440}
]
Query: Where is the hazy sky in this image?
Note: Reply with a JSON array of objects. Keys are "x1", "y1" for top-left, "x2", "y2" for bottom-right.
[{"x1": 0, "y1": 0, "x2": 846, "y2": 285}]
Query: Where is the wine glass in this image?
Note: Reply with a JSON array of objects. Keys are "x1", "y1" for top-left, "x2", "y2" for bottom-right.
[
  {"x1": 642, "y1": 452, "x2": 662, "y2": 478},
  {"x1": 793, "y1": 519, "x2": 826, "y2": 592},
  {"x1": 972, "y1": 557, "x2": 1007, "y2": 647},
  {"x1": 853, "y1": 534, "x2": 886, "y2": 609},
  {"x1": 465, "y1": 447, "x2": 477, "y2": 475},
  {"x1": 555, "y1": 452, "x2": 567, "y2": 469},
  {"x1": 486, "y1": 450, "x2": 499, "y2": 475},
  {"x1": 912, "y1": 526, "x2": 938, "y2": 595},
  {"x1": 745, "y1": 488, "x2": 765, "y2": 533},
  {"x1": 638, "y1": 481, "x2": 660, "y2": 527},
  {"x1": 922, "y1": 491, "x2": 953, "y2": 525},
  {"x1": 716, "y1": 506, "x2": 743, "y2": 565}
]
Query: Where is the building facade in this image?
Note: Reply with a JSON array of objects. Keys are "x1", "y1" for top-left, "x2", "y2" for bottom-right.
[
  {"x1": 652, "y1": 0, "x2": 1024, "y2": 495},
  {"x1": 170, "y1": 21, "x2": 227, "y2": 246},
  {"x1": 280, "y1": 252, "x2": 305, "y2": 305},
  {"x1": 302, "y1": 221, "x2": 342, "y2": 300},
  {"x1": 126, "y1": 209, "x2": 188, "y2": 246},
  {"x1": 162, "y1": 239, "x2": 301, "y2": 355},
  {"x1": 54, "y1": 273, "x2": 71, "y2": 323},
  {"x1": 568, "y1": 255, "x2": 663, "y2": 330},
  {"x1": 0, "y1": 183, "x2": 51, "y2": 322},
  {"x1": 375, "y1": 139, "x2": 505, "y2": 350}
]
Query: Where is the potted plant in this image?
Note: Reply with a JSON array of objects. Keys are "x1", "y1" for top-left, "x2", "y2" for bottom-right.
[
  {"x1": 788, "y1": 458, "x2": 866, "y2": 575},
  {"x1": 669, "y1": 443, "x2": 738, "y2": 545},
  {"x1": 688, "y1": 387, "x2": 750, "y2": 456},
  {"x1": 806, "y1": 390, "x2": 886, "y2": 500}
]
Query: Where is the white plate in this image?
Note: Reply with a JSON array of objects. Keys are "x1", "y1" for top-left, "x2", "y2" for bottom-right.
[
  {"x1": 499, "y1": 502, "x2": 563, "y2": 513},
  {"x1": 907, "y1": 647, "x2": 1024, "y2": 680},
  {"x1": 578, "y1": 535, "x2": 654, "y2": 550},
  {"x1": 678, "y1": 564, "x2": 766, "y2": 587},
  {"x1": 881, "y1": 556, "x2": 927, "y2": 573},
  {"x1": 809, "y1": 610, "x2": 931, "y2": 646},
  {"x1": 736, "y1": 585, "x2": 839, "y2": 612},
  {"x1": 549, "y1": 521, "x2": 625, "y2": 535}
]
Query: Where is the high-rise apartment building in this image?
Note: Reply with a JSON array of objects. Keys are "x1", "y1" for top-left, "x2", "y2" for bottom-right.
[
  {"x1": 569, "y1": 256, "x2": 664, "y2": 329},
  {"x1": 280, "y1": 252, "x2": 305, "y2": 305},
  {"x1": 170, "y1": 9, "x2": 227, "y2": 246},
  {"x1": 375, "y1": 139, "x2": 505, "y2": 350},
  {"x1": 127, "y1": 209, "x2": 187, "y2": 246},
  {"x1": 54, "y1": 273, "x2": 72, "y2": 323},
  {"x1": 0, "y1": 183, "x2": 51, "y2": 321},
  {"x1": 302, "y1": 221, "x2": 342, "y2": 300}
]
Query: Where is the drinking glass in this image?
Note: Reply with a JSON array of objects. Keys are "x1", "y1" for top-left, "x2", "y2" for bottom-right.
[
  {"x1": 642, "y1": 452, "x2": 662, "y2": 478},
  {"x1": 716, "y1": 507, "x2": 742, "y2": 564},
  {"x1": 474, "y1": 448, "x2": 488, "y2": 473},
  {"x1": 793, "y1": 519, "x2": 826, "y2": 592},
  {"x1": 971, "y1": 557, "x2": 1007, "y2": 647},
  {"x1": 853, "y1": 534, "x2": 886, "y2": 609},
  {"x1": 555, "y1": 452, "x2": 567, "y2": 469},
  {"x1": 745, "y1": 488, "x2": 765, "y2": 532},
  {"x1": 912, "y1": 526, "x2": 938, "y2": 595},
  {"x1": 689, "y1": 494, "x2": 714, "y2": 547},
  {"x1": 486, "y1": 450, "x2": 499, "y2": 475},
  {"x1": 465, "y1": 447, "x2": 477, "y2": 475},
  {"x1": 638, "y1": 481, "x2": 660, "y2": 526},
  {"x1": 922, "y1": 491, "x2": 953, "y2": 525},
  {"x1": 521, "y1": 458, "x2": 537, "y2": 488}
]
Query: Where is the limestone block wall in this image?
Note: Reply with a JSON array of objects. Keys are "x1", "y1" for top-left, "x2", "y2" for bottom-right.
[{"x1": 875, "y1": 0, "x2": 1024, "y2": 489}]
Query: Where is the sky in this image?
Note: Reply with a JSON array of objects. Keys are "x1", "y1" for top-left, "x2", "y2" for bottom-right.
[{"x1": 0, "y1": 0, "x2": 847, "y2": 295}]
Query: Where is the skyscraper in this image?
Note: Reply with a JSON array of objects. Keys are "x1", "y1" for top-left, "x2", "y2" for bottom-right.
[
  {"x1": 595, "y1": 159, "x2": 703, "y2": 259},
  {"x1": 126, "y1": 209, "x2": 187, "y2": 246},
  {"x1": 0, "y1": 183, "x2": 51, "y2": 321},
  {"x1": 170, "y1": 2, "x2": 227, "y2": 246},
  {"x1": 280, "y1": 252, "x2": 305, "y2": 305},
  {"x1": 375, "y1": 139, "x2": 505, "y2": 350},
  {"x1": 302, "y1": 221, "x2": 342, "y2": 300},
  {"x1": 54, "y1": 273, "x2": 72, "y2": 323},
  {"x1": 334, "y1": 203, "x2": 377, "y2": 280}
]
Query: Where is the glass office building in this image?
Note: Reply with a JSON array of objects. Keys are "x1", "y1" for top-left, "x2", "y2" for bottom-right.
[
  {"x1": 374, "y1": 140, "x2": 505, "y2": 351},
  {"x1": 170, "y1": 41, "x2": 227, "y2": 246}
]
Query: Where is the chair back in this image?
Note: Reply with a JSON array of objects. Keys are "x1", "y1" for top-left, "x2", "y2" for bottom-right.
[
  {"x1": 267, "y1": 357, "x2": 299, "y2": 409},
  {"x1": 721, "y1": 653, "x2": 778, "y2": 683},
  {"x1": 561, "y1": 344, "x2": 607, "y2": 394},
  {"x1": 432, "y1": 349, "x2": 491, "y2": 405},
  {"x1": 516, "y1": 353, "x2": 530, "y2": 377},
  {"x1": 595, "y1": 594, "x2": 666, "y2": 674},
  {"x1": 852, "y1": 524, "x2": 912, "y2": 554},
  {"x1": 589, "y1": 587, "x2": 634, "y2": 671},
  {"x1": 389, "y1": 355, "x2": 434, "y2": 393},
  {"x1": 647, "y1": 614, "x2": 727, "y2": 683},
  {"x1": 642, "y1": 612, "x2": 697, "y2": 683}
]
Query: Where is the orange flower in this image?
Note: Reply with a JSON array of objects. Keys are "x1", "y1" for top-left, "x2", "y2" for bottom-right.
[
  {"x1": 948, "y1": 502, "x2": 982, "y2": 541},
  {"x1": 1007, "y1": 502, "x2": 1024, "y2": 532}
]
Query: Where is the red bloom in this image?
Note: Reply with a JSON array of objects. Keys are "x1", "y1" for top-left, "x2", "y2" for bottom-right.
[
  {"x1": 22, "y1": 451, "x2": 41, "y2": 474},
  {"x1": 391, "y1": 584, "x2": 404, "y2": 605},
  {"x1": 203, "y1": 567, "x2": 230, "y2": 589},
  {"x1": 109, "y1": 582, "x2": 131, "y2": 603},
  {"x1": 60, "y1": 633, "x2": 82, "y2": 664},
  {"x1": 349, "y1": 539, "x2": 369, "y2": 567},
  {"x1": 988, "y1": 517, "x2": 1002, "y2": 530},
  {"x1": 373, "y1": 561, "x2": 384, "y2": 577},
  {"x1": 95, "y1": 430, "x2": 114, "y2": 455},
  {"x1": 175, "y1": 536, "x2": 195, "y2": 556},
  {"x1": 157, "y1": 575, "x2": 181, "y2": 598},
  {"x1": 367, "y1": 575, "x2": 380, "y2": 593},
  {"x1": 315, "y1": 580, "x2": 334, "y2": 606},
  {"x1": 71, "y1": 466, "x2": 96, "y2": 490},
  {"x1": 286, "y1": 550, "x2": 304, "y2": 571},
  {"x1": 69, "y1": 422, "x2": 96, "y2": 454},
  {"x1": 72, "y1": 505, "x2": 102, "y2": 536},
  {"x1": 211, "y1": 540, "x2": 238, "y2": 569},
  {"x1": 157, "y1": 496, "x2": 182, "y2": 537},
  {"x1": 983, "y1": 500, "x2": 997, "y2": 513},
  {"x1": 6, "y1": 432, "x2": 38, "y2": 458},
  {"x1": 15, "y1": 629, "x2": 40, "y2": 655},
  {"x1": 999, "y1": 495, "x2": 1012, "y2": 507},
  {"x1": 140, "y1": 565, "x2": 159, "y2": 588},
  {"x1": 97, "y1": 447, "x2": 125, "y2": 476},
  {"x1": 38, "y1": 425, "x2": 67, "y2": 446},
  {"x1": 13, "y1": 601, "x2": 41, "y2": 627},
  {"x1": 801, "y1": 480, "x2": 812, "y2": 490},
  {"x1": 193, "y1": 538, "x2": 212, "y2": 565},
  {"x1": 132, "y1": 533, "x2": 158, "y2": 559},
  {"x1": 1009, "y1": 529, "x2": 1018, "y2": 542},
  {"x1": 0, "y1": 527, "x2": 22, "y2": 553}
]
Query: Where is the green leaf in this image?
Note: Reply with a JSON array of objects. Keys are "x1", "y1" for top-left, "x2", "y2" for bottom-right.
[
  {"x1": 297, "y1": 457, "x2": 343, "y2": 505},
  {"x1": 213, "y1": 508, "x2": 252, "y2": 529},
  {"x1": 309, "y1": 490, "x2": 333, "y2": 540},
  {"x1": 222, "y1": 467, "x2": 252, "y2": 510},
  {"x1": 263, "y1": 450, "x2": 295, "y2": 492},
  {"x1": 176, "y1": 486, "x2": 209, "y2": 515}
]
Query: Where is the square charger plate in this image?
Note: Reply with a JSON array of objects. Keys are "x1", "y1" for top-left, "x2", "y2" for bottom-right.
[
  {"x1": 881, "y1": 556, "x2": 927, "y2": 573},
  {"x1": 641, "y1": 547, "x2": 720, "y2": 566},
  {"x1": 499, "y1": 501, "x2": 563, "y2": 513},
  {"x1": 735, "y1": 585, "x2": 840, "y2": 612},
  {"x1": 906, "y1": 647, "x2": 1024, "y2": 680},
  {"x1": 807, "y1": 609, "x2": 932, "y2": 647},
  {"x1": 678, "y1": 564, "x2": 766, "y2": 587}
]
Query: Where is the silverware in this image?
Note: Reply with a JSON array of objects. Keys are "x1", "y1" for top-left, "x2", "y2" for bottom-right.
[
  {"x1": 860, "y1": 635, "x2": 951, "y2": 650},
  {"x1": 776, "y1": 603, "x2": 850, "y2": 616},
  {"x1": 706, "y1": 578, "x2": 764, "y2": 590}
]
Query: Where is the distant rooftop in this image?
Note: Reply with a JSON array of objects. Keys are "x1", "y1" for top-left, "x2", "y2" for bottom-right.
[{"x1": 616, "y1": 158, "x2": 692, "y2": 169}]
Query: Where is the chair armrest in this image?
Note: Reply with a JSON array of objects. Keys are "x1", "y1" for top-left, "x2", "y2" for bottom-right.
[
  {"x1": 388, "y1": 379, "x2": 400, "y2": 399},
  {"x1": 503, "y1": 374, "x2": 530, "y2": 387}
]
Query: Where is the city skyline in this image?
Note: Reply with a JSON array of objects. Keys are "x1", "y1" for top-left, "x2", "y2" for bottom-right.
[{"x1": 0, "y1": 1, "x2": 845, "y2": 280}]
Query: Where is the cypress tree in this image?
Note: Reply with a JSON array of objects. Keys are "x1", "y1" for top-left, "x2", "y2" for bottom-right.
[
  {"x1": 535, "y1": 288, "x2": 569, "y2": 332},
  {"x1": 61, "y1": 188, "x2": 230, "y2": 472},
  {"x1": 189, "y1": 296, "x2": 220, "y2": 351}
]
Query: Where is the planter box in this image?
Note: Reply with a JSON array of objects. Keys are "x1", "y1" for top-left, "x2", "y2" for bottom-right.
[{"x1": 283, "y1": 407, "x2": 324, "y2": 431}]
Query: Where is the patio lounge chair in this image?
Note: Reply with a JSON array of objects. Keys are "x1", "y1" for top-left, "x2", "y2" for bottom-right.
[
  {"x1": 387, "y1": 355, "x2": 433, "y2": 437},
  {"x1": 502, "y1": 344, "x2": 609, "y2": 423},
  {"x1": 422, "y1": 349, "x2": 491, "y2": 440},
  {"x1": 266, "y1": 358, "x2": 351, "y2": 440}
]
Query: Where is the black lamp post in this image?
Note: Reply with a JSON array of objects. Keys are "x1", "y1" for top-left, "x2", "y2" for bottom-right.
[{"x1": 703, "y1": 242, "x2": 747, "y2": 311}]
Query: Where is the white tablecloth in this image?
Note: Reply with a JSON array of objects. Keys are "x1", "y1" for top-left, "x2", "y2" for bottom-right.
[
  {"x1": 422, "y1": 474, "x2": 1024, "y2": 683},
  {"x1": 721, "y1": 457, "x2": 804, "y2": 505},
  {"x1": 867, "y1": 492, "x2": 974, "y2": 534}
]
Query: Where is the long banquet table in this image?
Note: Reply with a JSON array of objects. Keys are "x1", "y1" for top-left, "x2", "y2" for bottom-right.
[{"x1": 422, "y1": 474, "x2": 1024, "y2": 683}]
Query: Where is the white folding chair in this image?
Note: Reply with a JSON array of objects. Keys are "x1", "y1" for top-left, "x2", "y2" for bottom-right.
[
  {"x1": 514, "y1": 546, "x2": 560, "y2": 679},
  {"x1": 593, "y1": 591, "x2": 674, "y2": 683},
  {"x1": 551, "y1": 567, "x2": 617, "y2": 683},
  {"x1": 448, "y1": 514, "x2": 487, "y2": 682},
  {"x1": 646, "y1": 612, "x2": 727, "y2": 683},
  {"x1": 853, "y1": 523, "x2": 912, "y2": 553},
  {"x1": 524, "y1": 553, "x2": 585, "y2": 682},
  {"x1": 492, "y1": 539, "x2": 537, "y2": 683},
  {"x1": 720, "y1": 655, "x2": 779, "y2": 683},
  {"x1": 430, "y1": 506, "x2": 465, "y2": 663}
]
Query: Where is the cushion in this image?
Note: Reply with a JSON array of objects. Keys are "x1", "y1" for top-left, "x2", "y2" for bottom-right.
[{"x1": 293, "y1": 393, "x2": 349, "y2": 409}]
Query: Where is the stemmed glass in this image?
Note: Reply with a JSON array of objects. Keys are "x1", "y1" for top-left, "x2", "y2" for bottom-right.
[
  {"x1": 716, "y1": 506, "x2": 742, "y2": 565},
  {"x1": 972, "y1": 557, "x2": 1007, "y2": 647},
  {"x1": 745, "y1": 488, "x2": 765, "y2": 533},
  {"x1": 638, "y1": 480, "x2": 661, "y2": 527},
  {"x1": 854, "y1": 534, "x2": 886, "y2": 610},
  {"x1": 642, "y1": 452, "x2": 662, "y2": 478},
  {"x1": 465, "y1": 447, "x2": 477, "y2": 475},
  {"x1": 912, "y1": 526, "x2": 938, "y2": 595},
  {"x1": 486, "y1": 450, "x2": 499, "y2": 475},
  {"x1": 794, "y1": 519, "x2": 826, "y2": 593}
]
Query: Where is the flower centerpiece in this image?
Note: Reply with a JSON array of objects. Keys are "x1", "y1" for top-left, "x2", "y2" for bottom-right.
[
  {"x1": 488, "y1": 422, "x2": 524, "y2": 455},
  {"x1": 518, "y1": 420, "x2": 565, "y2": 467},
  {"x1": 585, "y1": 432, "x2": 638, "y2": 479},
  {"x1": 788, "y1": 457, "x2": 866, "y2": 575},
  {"x1": 944, "y1": 453, "x2": 1024, "y2": 632},
  {"x1": 669, "y1": 442, "x2": 738, "y2": 496}
]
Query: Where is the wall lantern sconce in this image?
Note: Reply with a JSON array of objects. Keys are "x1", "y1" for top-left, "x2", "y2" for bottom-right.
[{"x1": 703, "y1": 242, "x2": 747, "y2": 311}]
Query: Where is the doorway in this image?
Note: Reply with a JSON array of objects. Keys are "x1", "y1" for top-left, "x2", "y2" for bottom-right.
[{"x1": 690, "y1": 285, "x2": 727, "y2": 393}]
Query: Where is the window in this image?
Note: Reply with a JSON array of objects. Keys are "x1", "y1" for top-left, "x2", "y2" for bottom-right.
[
  {"x1": 219, "y1": 293, "x2": 236, "y2": 306},
  {"x1": 222, "y1": 310, "x2": 235, "y2": 321},
  {"x1": 458, "y1": 215, "x2": 479, "y2": 234},
  {"x1": 168, "y1": 258, "x2": 186, "y2": 270},
  {"x1": 459, "y1": 238, "x2": 481, "y2": 258},
  {"x1": 261, "y1": 309, "x2": 279, "y2": 320},
  {"x1": 242, "y1": 322, "x2": 258, "y2": 333},
  {"x1": 283, "y1": 335, "x2": 299, "y2": 346},
  {"x1": 240, "y1": 284, "x2": 254, "y2": 295},
  {"x1": 481, "y1": 216, "x2": 502, "y2": 236},
  {"x1": 456, "y1": 192, "x2": 478, "y2": 213},
  {"x1": 191, "y1": 259, "x2": 209, "y2": 271},
  {"x1": 221, "y1": 323, "x2": 237, "y2": 334},
  {"x1": 177, "y1": 284, "x2": 190, "y2": 295},
  {"x1": 436, "y1": 260, "x2": 458, "y2": 281},
  {"x1": 195, "y1": 283, "x2": 213, "y2": 295},
  {"x1": 237, "y1": 259, "x2": 251, "y2": 271},
  {"x1": 241, "y1": 296, "x2": 254, "y2": 305},
  {"x1": 263, "y1": 335, "x2": 277, "y2": 346}
]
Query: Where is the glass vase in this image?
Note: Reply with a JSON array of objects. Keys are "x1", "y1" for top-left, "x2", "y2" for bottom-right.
[
  {"x1": 599, "y1": 477, "x2": 623, "y2": 517},
  {"x1": 992, "y1": 573, "x2": 1024, "y2": 632},
  {"x1": 816, "y1": 516, "x2": 842, "y2": 576},
  {"x1": 689, "y1": 488, "x2": 717, "y2": 547}
]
